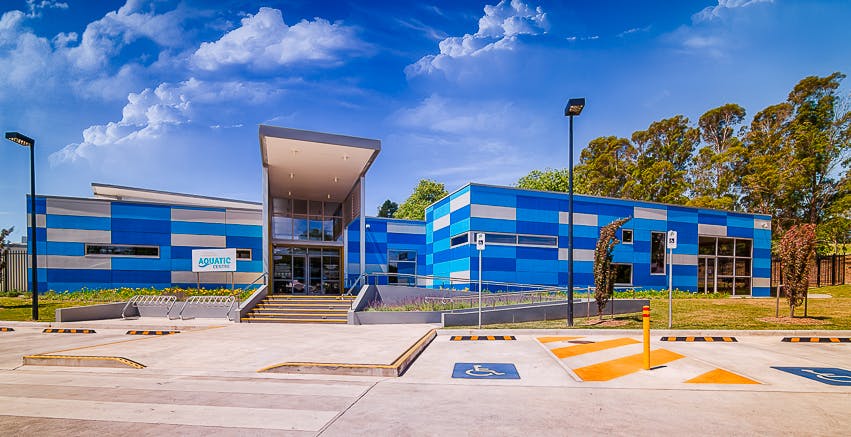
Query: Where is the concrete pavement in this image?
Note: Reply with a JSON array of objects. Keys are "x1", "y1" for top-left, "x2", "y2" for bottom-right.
[{"x1": 1, "y1": 321, "x2": 850, "y2": 435}]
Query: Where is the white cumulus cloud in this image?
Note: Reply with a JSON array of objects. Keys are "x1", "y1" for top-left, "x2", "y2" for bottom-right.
[
  {"x1": 192, "y1": 7, "x2": 366, "y2": 71},
  {"x1": 405, "y1": 0, "x2": 547, "y2": 77},
  {"x1": 692, "y1": 0, "x2": 774, "y2": 23},
  {"x1": 50, "y1": 78, "x2": 278, "y2": 164}
]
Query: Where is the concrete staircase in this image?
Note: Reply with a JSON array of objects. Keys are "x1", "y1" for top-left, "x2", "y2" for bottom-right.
[{"x1": 243, "y1": 294, "x2": 355, "y2": 324}]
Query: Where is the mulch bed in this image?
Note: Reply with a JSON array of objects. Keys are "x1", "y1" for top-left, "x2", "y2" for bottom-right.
[{"x1": 758, "y1": 317, "x2": 828, "y2": 325}]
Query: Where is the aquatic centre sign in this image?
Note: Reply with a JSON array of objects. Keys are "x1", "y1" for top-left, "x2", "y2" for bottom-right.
[{"x1": 192, "y1": 248, "x2": 237, "y2": 272}]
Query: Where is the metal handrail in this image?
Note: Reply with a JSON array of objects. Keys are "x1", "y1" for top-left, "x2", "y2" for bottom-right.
[
  {"x1": 348, "y1": 272, "x2": 562, "y2": 294},
  {"x1": 177, "y1": 295, "x2": 236, "y2": 321},
  {"x1": 345, "y1": 273, "x2": 369, "y2": 296},
  {"x1": 235, "y1": 272, "x2": 267, "y2": 296},
  {"x1": 121, "y1": 295, "x2": 177, "y2": 319}
]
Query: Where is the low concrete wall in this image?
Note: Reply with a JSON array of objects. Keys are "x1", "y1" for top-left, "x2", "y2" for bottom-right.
[
  {"x1": 442, "y1": 299, "x2": 649, "y2": 327},
  {"x1": 56, "y1": 302, "x2": 132, "y2": 322},
  {"x1": 237, "y1": 284, "x2": 269, "y2": 322},
  {"x1": 351, "y1": 310, "x2": 443, "y2": 325}
]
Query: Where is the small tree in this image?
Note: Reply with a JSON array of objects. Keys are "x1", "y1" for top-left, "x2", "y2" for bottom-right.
[
  {"x1": 776, "y1": 223, "x2": 817, "y2": 317},
  {"x1": 377, "y1": 199, "x2": 398, "y2": 218},
  {"x1": 593, "y1": 217, "x2": 630, "y2": 319}
]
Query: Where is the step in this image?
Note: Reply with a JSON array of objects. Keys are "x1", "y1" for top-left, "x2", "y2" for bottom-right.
[
  {"x1": 256, "y1": 303, "x2": 352, "y2": 309},
  {"x1": 244, "y1": 318, "x2": 347, "y2": 324},
  {"x1": 251, "y1": 307, "x2": 350, "y2": 313},
  {"x1": 248, "y1": 310, "x2": 347, "y2": 318},
  {"x1": 264, "y1": 295, "x2": 355, "y2": 300}
]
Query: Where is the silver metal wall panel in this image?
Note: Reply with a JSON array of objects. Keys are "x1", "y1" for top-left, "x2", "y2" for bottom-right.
[
  {"x1": 449, "y1": 191, "x2": 470, "y2": 212},
  {"x1": 698, "y1": 224, "x2": 727, "y2": 236},
  {"x1": 171, "y1": 234, "x2": 226, "y2": 247},
  {"x1": 171, "y1": 208, "x2": 226, "y2": 223},
  {"x1": 46, "y1": 198, "x2": 111, "y2": 217},
  {"x1": 46, "y1": 228, "x2": 110, "y2": 243},
  {"x1": 387, "y1": 222, "x2": 426, "y2": 235},
  {"x1": 226, "y1": 209, "x2": 262, "y2": 225},
  {"x1": 634, "y1": 206, "x2": 667, "y2": 221},
  {"x1": 470, "y1": 204, "x2": 516, "y2": 220},
  {"x1": 45, "y1": 255, "x2": 111, "y2": 270}
]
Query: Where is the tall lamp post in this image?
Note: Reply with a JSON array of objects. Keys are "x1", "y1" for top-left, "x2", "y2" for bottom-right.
[
  {"x1": 5, "y1": 132, "x2": 38, "y2": 320},
  {"x1": 564, "y1": 98, "x2": 585, "y2": 327}
]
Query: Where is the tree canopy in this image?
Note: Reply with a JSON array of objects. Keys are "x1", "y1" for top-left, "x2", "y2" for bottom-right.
[
  {"x1": 394, "y1": 179, "x2": 448, "y2": 220},
  {"x1": 514, "y1": 72, "x2": 851, "y2": 243},
  {"x1": 377, "y1": 199, "x2": 398, "y2": 218}
]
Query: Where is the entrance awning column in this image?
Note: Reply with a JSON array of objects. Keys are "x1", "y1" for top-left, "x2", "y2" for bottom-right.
[{"x1": 359, "y1": 175, "x2": 366, "y2": 278}]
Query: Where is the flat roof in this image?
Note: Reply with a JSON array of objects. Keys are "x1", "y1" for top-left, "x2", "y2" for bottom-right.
[
  {"x1": 259, "y1": 125, "x2": 380, "y2": 201},
  {"x1": 91, "y1": 183, "x2": 261, "y2": 210}
]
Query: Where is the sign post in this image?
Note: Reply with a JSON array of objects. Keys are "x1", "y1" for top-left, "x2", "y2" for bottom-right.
[
  {"x1": 666, "y1": 230, "x2": 677, "y2": 329},
  {"x1": 192, "y1": 248, "x2": 237, "y2": 290},
  {"x1": 476, "y1": 233, "x2": 486, "y2": 329}
]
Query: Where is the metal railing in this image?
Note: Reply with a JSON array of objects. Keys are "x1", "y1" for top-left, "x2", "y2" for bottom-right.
[
  {"x1": 177, "y1": 295, "x2": 236, "y2": 321},
  {"x1": 345, "y1": 272, "x2": 564, "y2": 295},
  {"x1": 121, "y1": 295, "x2": 177, "y2": 319}
]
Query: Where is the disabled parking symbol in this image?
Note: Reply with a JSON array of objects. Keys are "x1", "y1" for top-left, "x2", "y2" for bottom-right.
[
  {"x1": 452, "y1": 363, "x2": 520, "y2": 379},
  {"x1": 772, "y1": 367, "x2": 851, "y2": 386}
]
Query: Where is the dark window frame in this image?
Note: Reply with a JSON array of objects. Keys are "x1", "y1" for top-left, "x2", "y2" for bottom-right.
[
  {"x1": 650, "y1": 232, "x2": 666, "y2": 275},
  {"x1": 85, "y1": 244, "x2": 159, "y2": 258},
  {"x1": 612, "y1": 263, "x2": 633, "y2": 286},
  {"x1": 621, "y1": 229, "x2": 633, "y2": 244}
]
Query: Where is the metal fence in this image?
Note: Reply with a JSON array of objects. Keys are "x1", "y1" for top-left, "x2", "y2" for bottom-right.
[
  {"x1": 771, "y1": 254, "x2": 846, "y2": 292},
  {"x1": 1, "y1": 247, "x2": 28, "y2": 293}
]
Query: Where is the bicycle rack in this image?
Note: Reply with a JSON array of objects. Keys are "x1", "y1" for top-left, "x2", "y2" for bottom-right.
[
  {"x1": 177, "y1": 295, "x2": 236, "y2": 321},
  {"x1": 121, "y1": 295, "x2": 178, "y2": 319}
]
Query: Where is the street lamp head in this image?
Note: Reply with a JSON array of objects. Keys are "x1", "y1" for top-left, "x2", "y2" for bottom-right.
[
  {"x1": 5, "y1": 131, "x2": 34, "y2": 147},
  {"x1": 564, "y1": 98, "x2": 586, "y2": 117}
]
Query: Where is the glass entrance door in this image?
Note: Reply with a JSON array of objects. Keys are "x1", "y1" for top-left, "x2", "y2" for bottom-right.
[
  {"x1": 272, "y1": 246, "x2": 341, "y2": 295},
  {"x1": 698, "y1": 257, "x2": 715, "y2": 293}
]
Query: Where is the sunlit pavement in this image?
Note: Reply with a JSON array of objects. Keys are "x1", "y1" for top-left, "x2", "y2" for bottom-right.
[{"x1": 1, "y1": 322, "x2": 849, "y2": 436}]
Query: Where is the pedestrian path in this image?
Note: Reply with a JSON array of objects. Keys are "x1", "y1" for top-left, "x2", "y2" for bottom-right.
[
  {"x1": 537, "y1": 336, "x2": 760, "y2": 385},
  {"x1": 0, "y1": 369, "x2": 375, "y2": 433}
]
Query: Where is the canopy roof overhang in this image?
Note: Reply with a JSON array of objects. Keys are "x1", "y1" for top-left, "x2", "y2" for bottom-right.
[{"x1": 259, "y1": 125, "x2": 380, "y2": 201}]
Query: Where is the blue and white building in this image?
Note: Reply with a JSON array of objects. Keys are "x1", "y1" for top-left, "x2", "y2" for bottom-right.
[{"x1": 27, "y1": 126, "x2": 772, "y2": 296}]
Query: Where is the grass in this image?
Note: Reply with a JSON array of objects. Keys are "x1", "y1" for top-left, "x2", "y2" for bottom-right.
[
  {"x1": 457, "y1": 284, "x2": 851, "y2": 330},
  {"x1": 0, "y1": 286, "x2": 254, "y2": 322}
]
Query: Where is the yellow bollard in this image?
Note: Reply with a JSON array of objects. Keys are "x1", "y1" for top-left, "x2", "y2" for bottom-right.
[{"x1": 642, "y1": 305, "x2": 651, "y2": 370}]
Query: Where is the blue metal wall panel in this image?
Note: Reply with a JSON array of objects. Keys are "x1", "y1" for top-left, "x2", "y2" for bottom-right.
[
  {"x1": 112, "y1": 203, "x2": 171, "y2": 220},
  {"x1": 45, "y1": 242, "x2": 85, "y2": 256},
  {"x1": 172, "y1": 221, "x2": 226, "y2": 235},
  {"x1": 111, "y1": 269, "x2": 171, "y2": 284},
  {"x1": 46, "y1": 215, "x2": 111, "y2": 231},
  {"x1": 111, "y1": 230, "x2": 170, "y2": 246},
  {"x1": 225, "y1": 224, "x2": 262, "y2": 237},
  {"x1": 112, "y1": 218, "x2": 171, "y2": 234}
]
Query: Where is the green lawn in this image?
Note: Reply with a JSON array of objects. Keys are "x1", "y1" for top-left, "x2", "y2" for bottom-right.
[{"x1": 458, "y1": 285, "x2": 851, "y2": 330}]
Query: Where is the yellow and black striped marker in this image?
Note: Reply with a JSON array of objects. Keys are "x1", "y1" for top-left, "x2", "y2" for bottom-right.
[
  {"x1": 0, "y1": 327, "x2": 14, "y2": 332},
  {"x1": 42, "y1": 328, "x2": 96, "y2": 334},
  {"x1": 782, "y1": 337, "x2": 850, "y2": 343},
  {"x1": 661, "y1": 336, "x2": 737, "y2": 342},
  {"x1": 451, "y1": 335, "x2": 516, "y2": 341},
  {"x1": 126, "y1": 330, "x2": 179, "y2": 335}
]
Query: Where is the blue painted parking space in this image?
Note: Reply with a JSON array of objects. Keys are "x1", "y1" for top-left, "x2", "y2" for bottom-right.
[
  {"x1": 771, "y1": 367, "x2": 851, "y2": 386},
  {"x1": 452, "y1": 363, "x2": 520, "y2": 379}
]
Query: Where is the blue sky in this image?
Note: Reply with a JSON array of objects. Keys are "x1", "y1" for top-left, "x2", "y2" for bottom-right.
[{"x1": 1, "y1": 0, "x2": 850, "y2": 241}]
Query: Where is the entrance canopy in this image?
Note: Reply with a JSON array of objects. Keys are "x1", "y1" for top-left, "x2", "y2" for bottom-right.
[{"x1": 259, "y1": 125, "x2": 380, "y2": 201}]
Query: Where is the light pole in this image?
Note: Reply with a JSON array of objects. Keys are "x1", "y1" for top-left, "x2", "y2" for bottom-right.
[
  {"x1": 564, "y1": 98, "x2": 585, "y2": 327},
  {"x1": 5, "y1": 132, "x2": 38, "y2": 320}
]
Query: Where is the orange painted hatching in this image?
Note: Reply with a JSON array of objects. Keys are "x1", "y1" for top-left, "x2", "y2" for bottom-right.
[
  {"x1": 551, "y1": 337, "x2": 640, "y2": 359},
  {"x1": 685, "y1": 368, "x2": 760, "y2": 384},
  {"x1": 573, "y1": 349, "x2": 685, "y2": 381}
]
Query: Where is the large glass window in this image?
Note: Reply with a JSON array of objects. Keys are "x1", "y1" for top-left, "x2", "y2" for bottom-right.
[
  {"x1": 650, "y1": 232, "x2": 666, "y2": 274},
  {"x1": 697, "y1": 236, "x2": 752, "y2": 295},
  {"x1": 388, "y1": 249, "x2": 417, "y2": 285},
  {"x1": 272, "y1": 198, "x2": 344, "y2": 242},
  {"x1": 85, "y1": 244, "x2": 159, "y2": 257}
]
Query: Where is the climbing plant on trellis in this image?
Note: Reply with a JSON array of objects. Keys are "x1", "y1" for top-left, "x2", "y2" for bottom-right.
[{"x1": 594, "y1": 217, "x2": 630, "y2": 319}]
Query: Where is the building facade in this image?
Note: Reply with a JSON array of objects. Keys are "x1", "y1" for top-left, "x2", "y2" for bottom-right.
[{"x1": 26, "y1": 126, "x2": 772, "y2": 296}]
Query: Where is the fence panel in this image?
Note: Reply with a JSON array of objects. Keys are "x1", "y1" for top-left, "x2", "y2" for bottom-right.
[
  {"x1": 771, "y1": 254, "x2": 846, "y2": 291},
  {"x1": 1, "y1": 248, "x2": 28, "y2": 293}
]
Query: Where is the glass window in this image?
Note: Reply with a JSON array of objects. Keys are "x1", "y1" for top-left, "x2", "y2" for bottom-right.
[
  {"x1": 717, "y1": 257, "x2": 734, "y2": 276},
  {"x1": 236, "y1": 249, "x2": 252, "y2": 260},
  {"x1": 85, "y1": 244, "x2": 159, "y2": 257},
  {"x1": 293, "y1": 218, "x2": 308, "y2": 240},
  {"x1": 308, "y1": 219, "x2": 323, "y2": 241},
  {"x1": 717, "y1": 277, "x2": 734, "y2": 293},
  {"x1": 718, "y1": 238, "x2": 734, "y2": 256},
  {"x1": 734, "y1": 277, "x2": 751, "y2": 295},
  {"x1": 450, "y1": 233, "x2": 469, "y2": 247},
  {"x1": 272, "y1": 216, "x2": 293, "y2": 239},
  {"x1": 326, "y1": 202, "x2": 342, "y2": 217},
  {"x1": 735, "y1": 258, "x2": 751, "y2": 276},
  {"x1": 309, "y1": 200, "x2": 323, "y2": 216},
  {"x1": 735, "y1": 239, "x2": 752, "y2": 258},
  {"x1": 485, "y1": 233, "x2": 517, "y2": 244},
  {"x1": 613, "y1": 263, "x2": 633, "y2": 285},
  {"x1": 272, "y1": 198, "x2": 291, "y2": 214},
  {"x1": 292, "y1": 199, "x2": 308, "y2": 215},
  {"x1": 650, "y1": 232, "x2": 666, "y2": 274},
  {"x1": 517, "y1": 235, "x2": 558, "y2": 247},
  {"x1": 621, "y1": 229, "x2": 633, "y2": 244},
  {"x1": 389, "y1": 250, "x2": 417, "y2": 262},
  {"x1": 698, "y1": 236, "x2": 716, "y2": 255}
]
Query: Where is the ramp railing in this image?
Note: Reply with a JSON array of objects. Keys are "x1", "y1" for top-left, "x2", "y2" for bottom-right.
[
  {"x1": 177, "y1": 295, "x2": 236, "y2": 321},
  {"x1": 121, "y1": 295, "x2": 177, "y2": 319}
]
